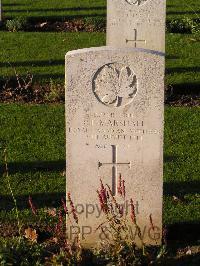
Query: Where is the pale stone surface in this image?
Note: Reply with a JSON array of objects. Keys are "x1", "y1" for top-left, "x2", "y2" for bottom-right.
[
  {"x1": 65, "y1": 47, "x2": 164, "y2": 247},
  {"x1": 107, "y1": 0, "x2": 166, "y2": 52}
]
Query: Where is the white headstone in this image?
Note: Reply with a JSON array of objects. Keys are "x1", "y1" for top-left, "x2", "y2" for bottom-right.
[
  {"x1": 107, "y1": 0, "x2": 166, "y2": 52},
  {"x1": 65, "y1": 47, "x2": 164, "y2": 247}
]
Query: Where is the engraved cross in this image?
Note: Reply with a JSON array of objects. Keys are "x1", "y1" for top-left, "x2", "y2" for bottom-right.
[
  {"x1": 126, "y1": 29, "x2": 146, "y2": 48},
  {"x1": 98, "y1": 145, "x2": 131, "y2": 195}
]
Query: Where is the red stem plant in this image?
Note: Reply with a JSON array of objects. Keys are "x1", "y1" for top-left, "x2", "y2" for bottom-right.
[
  {"x1": 28, "y1": 196, "x2": 37, "y2": 215},
  {"x1": 67, "y1": 192, "x2": 78, "y2": 224},
  {"x1": 96, "y1": 175, "x2": 156, "y2": 258}
]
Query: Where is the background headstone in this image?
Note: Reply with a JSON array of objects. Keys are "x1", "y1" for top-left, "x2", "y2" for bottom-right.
[
  {"x1": 107, "y1": 0, "x2": 166, "y2": 52},
  {"x1": 65, "y1": 47, "x2": 164, "y2": 247}
]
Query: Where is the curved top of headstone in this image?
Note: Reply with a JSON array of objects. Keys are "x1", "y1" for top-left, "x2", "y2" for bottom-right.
[{"x1": 66, "y1": 46, "x2": 165, "y2": 57}]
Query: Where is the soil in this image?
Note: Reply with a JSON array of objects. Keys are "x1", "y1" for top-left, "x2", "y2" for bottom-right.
[
  {"x1": 31, "y1": 19, "x2": 106, "y2": 33},
  {"x1": 0, "y1": 78, "x2": 64, "y2": 104},
  {"x1": 166, "y1": 94, "x2": 200, "y2": 107},
  {"x1": 0, "y1": 18, "x2": 106, "y2": 33},
  {"x1": 0, "y1": 80, "x2": 199, "y2": 106},
  {"x1": 1, "y1": 18, "x2": 199, "y2": 34}
]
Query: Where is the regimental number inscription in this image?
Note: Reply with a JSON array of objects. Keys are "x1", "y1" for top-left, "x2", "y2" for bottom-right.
[
  {"x1": 125, "y1": 0, "x2": 149, "y2": 6},
  {"x1": 93, "y1": 63, "x2": 137, "y2": 108}
]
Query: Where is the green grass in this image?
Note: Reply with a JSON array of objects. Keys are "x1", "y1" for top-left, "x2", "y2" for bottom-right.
[
  {"x1": 164, "y1": 107, "x2": 200, "y2": 225},
  {"x1": 1, "y1": 1, "x2": 200, "y2": 90},
  {"x1": 0, "y1": 32, "x2": 105, "y2": 84},
  {"x1": 0, "y1": 104, "x2": 65, "y2": 213},
  {"x1": 0, "y1": 104, "x2": 199, "y2": 228},
  {"x1": 0, "y1": 31, "x2": 199, "y2": 91},
  {"x1": 2, "y1": 0, "x2": 106, "y2": 21},
  {"x1": 166, "y1": 34, "x2": 200, "y2": 88},
  {"x1": 167, "y1": 0, "x2": 200, "y2": 20},
  {"x1": 2, "y1": 0, "x2": 200, "y2": 20}
]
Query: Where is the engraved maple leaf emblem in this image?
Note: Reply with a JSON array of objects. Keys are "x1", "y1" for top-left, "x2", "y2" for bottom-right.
[
  {"x1": 126, "y1": 0, "x2": 148, "y2": 6},
  {"x1": 118, "y1": 66, "x2": 137, "y2": 98},
  {"x1": 93, "y1": 64, "x2": 137, "y2": 107}
]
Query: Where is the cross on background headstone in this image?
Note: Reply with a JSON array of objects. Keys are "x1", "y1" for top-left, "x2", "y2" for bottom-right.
[
  {"x1": 98, "y1": 145, "x2": 131, "y2": 195},
  {"x1": 126, "y1": 29, "x2": 146, "y2": 48}
]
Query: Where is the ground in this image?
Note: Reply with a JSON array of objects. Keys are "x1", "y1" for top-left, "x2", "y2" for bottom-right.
[{"x1": 0, "y1": 0, "x2": 200, "y2": 265}]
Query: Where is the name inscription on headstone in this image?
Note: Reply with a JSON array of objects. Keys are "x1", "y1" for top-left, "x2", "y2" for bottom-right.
[{"x1": 68, "y1": 112, "x2": 161, "y2": 142}]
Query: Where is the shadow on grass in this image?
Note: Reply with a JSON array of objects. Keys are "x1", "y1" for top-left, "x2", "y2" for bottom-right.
[
  {"x1": 0, "y1": 73, "x2": 64, "y2": 83},
  {"x1": 5, "y1": 14, "x2": 105, "y2": 22},
  {"x1": 163, "y1": 254, "x2": 200, "y2": 266},
  {"x1": 164, "y1": 181, "x2": 200, "y2": 196},
  {"x1": 5, "y1": 6, "x2": 106, "y2": 13},
  {"x1": 0, "y1": 60, "x2": 64, "y2": 82},
  {"x1": 166, "y1": 67, "x2": 200, "y2": 75},
  {"x1": 0, "y1": 192, "x2": 65, "y2": 210},
  {"x1": 0, "y1": 160, "x2": 65, "y2": 175},
  {"x1": 167, "y1": 11, "x2": 200, "y2": 15},
  {"x1": 166, "y1": 222, "x2": 200, "y2": 247},
  {"x1": 168, "y1": 83, "x2": 200, "y2": 95},
  {"x1": 166, "y1": 55, "x2": 180, "y2": 59},
  {"x1": 164, "y1": 155, "x2": 178, "y2": 163},
  {"x1": 34, "y1": 73, "x2": 65, "y2": 81},
  {"x1": 0, "y1": 60, "x2": 64, "y2": 68},
  {"x1": 4, "y1": 4, "x2": 27, "y2": 7}
]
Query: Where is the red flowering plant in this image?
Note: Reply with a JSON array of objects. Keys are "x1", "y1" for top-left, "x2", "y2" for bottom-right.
[
  {"x1": 27, "y1": 193, "x2": 82, "y2": 263},
  {"x1": 95, "y1": 175, "x2": 160, "y2": 264}
]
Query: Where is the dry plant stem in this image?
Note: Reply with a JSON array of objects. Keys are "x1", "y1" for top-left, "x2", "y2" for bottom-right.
[
  {"x1": 28, "y1": 196, "x2": 37, "y2": 215},
  {"x1": 8, "y1": 62, "x2": 33, "y2": 90},
  {"x1": 3, "y1": 148, "x2": 22, "y2": 236}
]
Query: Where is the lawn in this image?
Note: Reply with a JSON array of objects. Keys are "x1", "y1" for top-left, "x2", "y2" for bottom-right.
[
  {"x1": 2, "y1": 0, "x2": 200, "y2": 20},
  {"x1": 2, "y1": 0, "x2": 106, "y2": 21},
  {"x1": 167, "y1": 0, "x2": 200, "y2": 20},
  {"x1": 0, "y1": 0, "x2": 200, "y2": 92},
  {"x1": 0, "y1": 32, "x2": 199, "y2": 92},
  {"x1": 0, "y1": 32, "x2": 105, "y2": 84}
]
